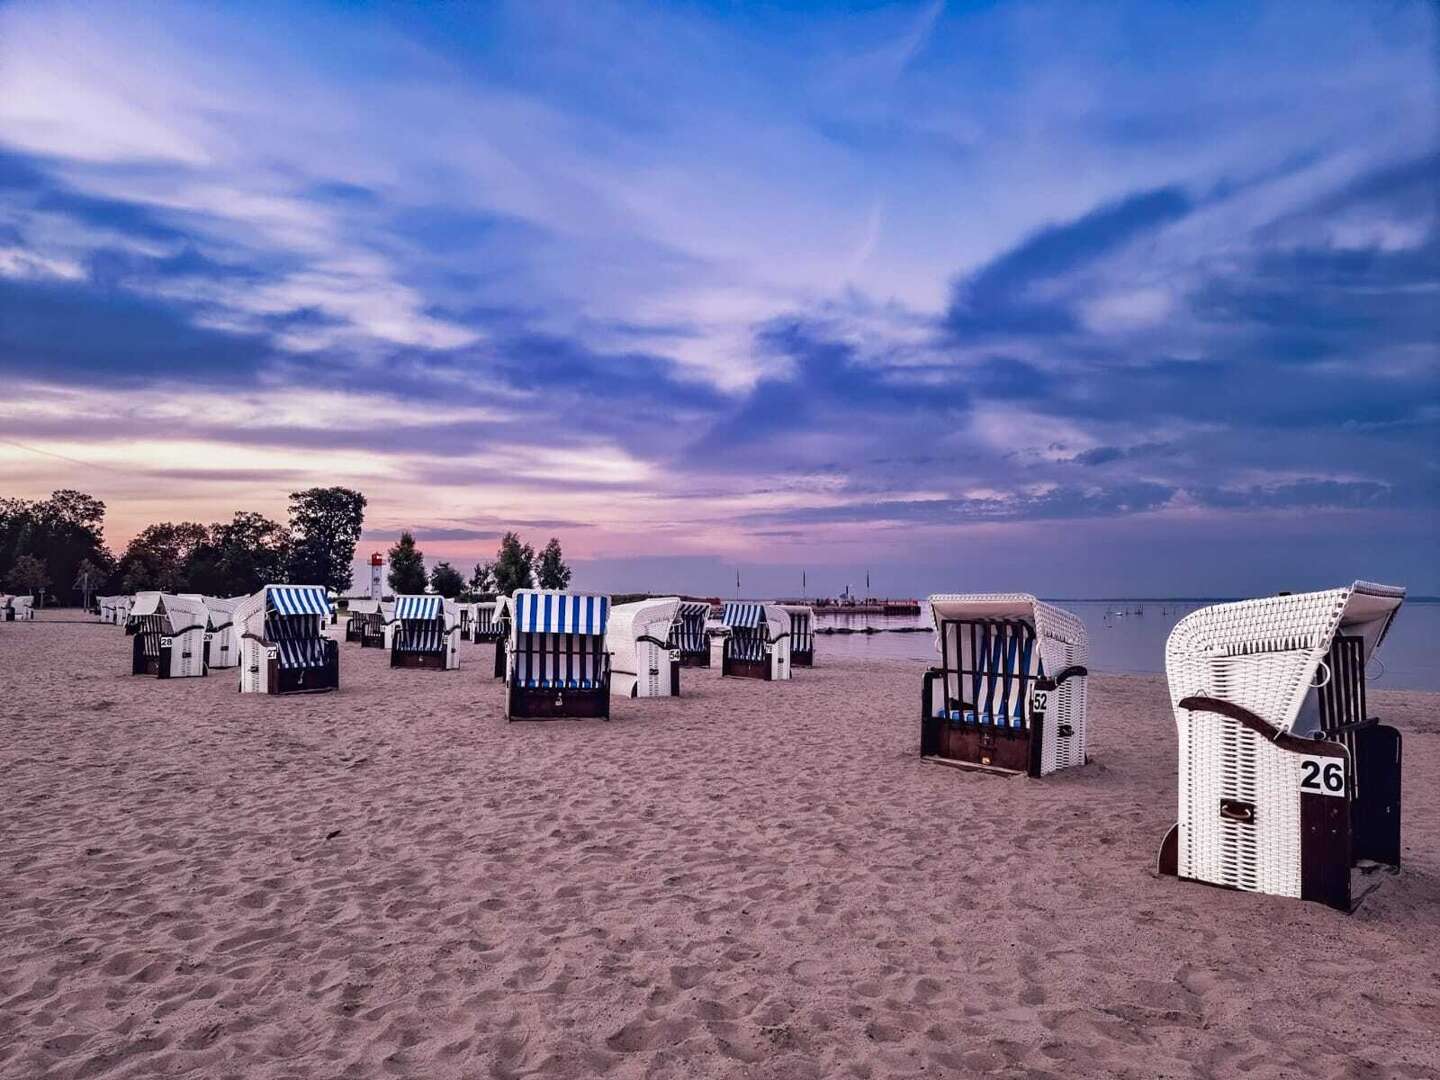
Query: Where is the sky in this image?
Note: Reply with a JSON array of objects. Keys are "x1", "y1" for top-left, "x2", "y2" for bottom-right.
[{"x1": 0, "y1": 0, "x2": 1436, "y2": 598}]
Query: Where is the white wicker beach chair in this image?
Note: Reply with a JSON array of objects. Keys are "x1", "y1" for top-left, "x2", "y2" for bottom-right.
[
  {"x1": 203, "y1": 596, "x2": 241, "y2": 669},
  {"x1": 720, "y1": 602, "x2": 791, "y2": 681},
  {"x1": 387, "y1": 595, "x2": 461, "y2": 670},
  {"x1": 491, "y1": 596, "x2": 512, "y2": 679},
  {"x1": 127, "y1": 592, "x2": 208, "y2": 678},
  {"x1": 1157, "y1": 582, "x2": 1406, "y2": 911},
  {"x1": 921, "y1": 594, "x2": 1090, "y2": 777},
  {"x1": 608, "y1": 597, "x2": 682, "y2": 698},
  {"x1": 506, "y1": 590, "x2": 611, "y2": 719}
]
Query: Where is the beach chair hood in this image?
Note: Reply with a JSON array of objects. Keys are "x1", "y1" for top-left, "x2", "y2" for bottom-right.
[{"x1": 1165, "y1": 580, "x2": 1404, "y2": 736}]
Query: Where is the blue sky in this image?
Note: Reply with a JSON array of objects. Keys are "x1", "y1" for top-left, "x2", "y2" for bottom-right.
[{"x1": 0, "y1": 0, "x2": 1436, "y2": 597}]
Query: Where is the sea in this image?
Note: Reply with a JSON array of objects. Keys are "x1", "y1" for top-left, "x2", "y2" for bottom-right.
[{"x1": 813, "y1": 599, "x2": 1440, "y2": 692}]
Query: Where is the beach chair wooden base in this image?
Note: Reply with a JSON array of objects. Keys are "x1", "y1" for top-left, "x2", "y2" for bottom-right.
[
  {"x1": 920, "y1": 723, "x2": 1039, "y2": 776},
  {"x1": 264, "y1": 645, "x2": 340, "y2": 695},
  {"x1": 722, "y1": 656, "x2": 771, "y2": 680},
  {"x1": 359, "y1": 631, "x2": 385, "y2": 649},
  {"x1": 391, "y1": 650, "x2": 447, "y2": 670},
  {"x1": 790, "y1": 649, "x2": 814, "y2": 667},
  {"x1": 507, "y1": 683, "x2": 610, "y2": 721},
  {"x1": 677, "y1": 651, "x2": 710, "y2": 668},
  {"x1": 493, "y1": 640, "x2": 506, "y2": 679}
]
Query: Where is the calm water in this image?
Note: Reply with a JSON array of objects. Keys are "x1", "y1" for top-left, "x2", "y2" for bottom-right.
[{"x1": 813, "y1": 599, "x2": 1440, "y2": 692}]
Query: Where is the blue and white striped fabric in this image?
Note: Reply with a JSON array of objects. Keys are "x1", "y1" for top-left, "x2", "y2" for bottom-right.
[
  {"x1": 513, "y1": 632, "x2": 605, "y2": 688},
  {"x1": 514, "y1": 591, "x2": 609, "y2": 636},
  {"x1": 265, "y1": 615, "x2": 329, "y2": 669},
  {"x1": 266, "y1": 585, "x2": 332, "y2": 616},
  {"x1": 394, "y1": 595, "x2": 442, "y2": 620},
  {"x1": 728, "y1": 632, "x2": 766, "y2": 661},
  {"x1": 722, "y1": 602, "x2": 763, "y2": 629},
  {"x1": 790, "y1": 612, "x2": 813, "y2": 651},
  {"x1": 397, "y1": 625, "x2": 444, "y2": 653},
  {"x1": 952, "y1": 621, "x2": 1040, "y2": 728},
  {"x1": 670, "y1": 602, "x2": 710, "y2": 652}
]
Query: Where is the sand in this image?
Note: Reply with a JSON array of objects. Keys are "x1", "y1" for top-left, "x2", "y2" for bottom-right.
[{"x1": 1, "y1": 612, "x2": 1437, "y2": 1080}]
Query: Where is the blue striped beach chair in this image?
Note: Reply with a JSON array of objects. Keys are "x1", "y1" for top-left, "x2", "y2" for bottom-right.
[
  {"x1": 921, "y1": 594, "x2": 1089, "y2": 776},
  {"x1": 234, "y1": 585, "x2": 339, "y2": 694},
  {"x1": 506, "y1": 590, "x2": 612, "y2": 719},
  {"x1": 667, "y1": 601, "x2": 712, "y2": 667},
  {"x1": 388, "y1": 595, "x2": 461, "y2": 670},
  {"x1": 720, "y1": 601, "x2": 791, "y2": 681}
]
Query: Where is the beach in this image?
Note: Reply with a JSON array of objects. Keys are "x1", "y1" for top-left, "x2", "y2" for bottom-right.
[{"x1": 2, "y1": 612, "x2": 1438, "y2": 1080}]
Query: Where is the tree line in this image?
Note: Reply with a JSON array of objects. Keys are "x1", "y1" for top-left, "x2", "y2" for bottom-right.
[
  {"x1": 0, "y1": 487, "x2": 367, "y2": 605},
  {"x1": 0, "y1": 488, "x2": 573, "y2": 606},
  {"x1": 385, "y1": 531, "x2": 571, "y2": 599}
]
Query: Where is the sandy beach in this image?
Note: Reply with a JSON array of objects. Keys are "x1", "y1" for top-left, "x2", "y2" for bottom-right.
[{"x1": 1, "y1": 611, "x2": 1437, "y2": 1080}]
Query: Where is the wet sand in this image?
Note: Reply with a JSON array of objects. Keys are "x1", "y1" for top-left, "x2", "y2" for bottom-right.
[{"x1": 2, "y1": 612, "x2": 1437, "y2": 1079}]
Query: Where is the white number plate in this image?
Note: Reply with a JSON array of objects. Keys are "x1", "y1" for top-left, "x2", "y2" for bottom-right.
[
  {"x1": 1299, "y1": 755, "x2": 1346, "y2": 797},
  {"x1": 1030, "y1": 689, "x2": 1050, "y2": 713},
  {"x1": 266, "y1": 647, "x2": 279, "y2": 661},
  {"x1": 160, "y1": 636, "x2": 173, "y2": 648}
]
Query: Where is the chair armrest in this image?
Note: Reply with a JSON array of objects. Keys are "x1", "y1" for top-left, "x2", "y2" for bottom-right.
[{"x1": 1178, "y1": 695, "x2": 1345, "y2": 757}]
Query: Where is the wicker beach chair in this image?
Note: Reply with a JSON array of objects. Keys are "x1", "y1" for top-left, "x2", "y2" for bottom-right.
[
  {"x1": 203, "y1": 596, "x2": 241, "y2": 669},
  {"x1": 127, "y1": 592, "x2": 209, "y2": 678},
  {"x1": 780, "y1": 604, "x2": 816, "y2": 667},
  {"x1": 387, "y1": 595, "x2": 461, "y2": 670},
  {"x1": 921, "y1": 594, "x2": 1089, "y2": 777},
  {"x1": 668, "y1": 601, "x2": 712, "y2": 667},
  {"x1": 506, "y1": 590, "x2": 611, "y2": 719},
  {"x1": 234, "y1": 585, "x2": 339, "y2": 695},
  {"x1": 608, "y1": 597, "x2": 682, "y2": 698},
  {"x1": 492, "y1": 597, "x2": 512, "y2": 678},
  {"x1": 720, "y1": 602, "x2": 792, "y2": 681},
  {"x1": 1157, "y1": 582, "x2": 1406, "y2": 911}
]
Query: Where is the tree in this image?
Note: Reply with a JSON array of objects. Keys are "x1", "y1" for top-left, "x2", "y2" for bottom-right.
[
  {"x1": 6, "y1": 554, "x2": 50, "y2": 602},
  {"x1": 287, "y1": 487, "x2": 367, "y2": 593},
  {"x1": 430, "y1": 561, "x2": 465, "y2": 599},
  {"x1": 116, "y1": 522, "x2": 209, "y2": 593},
  {"x1": 536, "y1": 537, "x2": 572, "y2": 590},
  {"x1": 469, "y1": 560, "x2": 495, "y2": 596},
  {"x1": 491, "y1": 532, "x2": 534, "y2": 594},
  {"x1": 0, "y1": 490, "x2": 112, "y2": 604},
  {"x1": 387, "y1": 531, "x2": 428, "y2": 594},
  {"x1": 185, "y1": 512, "x2": 291, "y2": 596}
]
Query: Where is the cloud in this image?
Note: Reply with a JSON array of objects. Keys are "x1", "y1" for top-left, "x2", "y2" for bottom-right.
[{"x1": 0, "y1": 0, "x2": 1435, "y2": 589}]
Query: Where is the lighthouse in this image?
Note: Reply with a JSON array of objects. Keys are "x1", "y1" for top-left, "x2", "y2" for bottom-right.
[{"x1": 369, "y1": 553, "x2": 383, "y2": 600}]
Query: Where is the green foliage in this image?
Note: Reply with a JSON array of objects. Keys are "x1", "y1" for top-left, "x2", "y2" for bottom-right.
[
  {"x1": 491, "y1": 532, "x2": 534, "y2": 594},
  {"x1": 184, "y1": 511, "x2": 291, "y2": 596},
  {"x1": 117, "y1": 522, "x2": 210, "y2": 593},
  {"x1": 287, "y1": 487, "x2": 367, "y2": 592},
  {"x1": 0, "y1": 490, "x2": 112, "y2": 603},
  {"x1": 536, "y1": 537, "x2": 572, "y2": 590},
  {"x1": 5, "y1": 553, "x2": 50, "y2": 599},
  {"x1": 469, "y1": 560, "x2": 495, "y2": 595},
  {"x1": 429, "y1": 560, "x2": 465, "y2": 598},
  {"x1": 387, "y1": 531, "x2": 428, "y2": 595}
]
